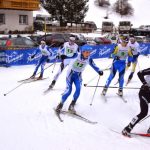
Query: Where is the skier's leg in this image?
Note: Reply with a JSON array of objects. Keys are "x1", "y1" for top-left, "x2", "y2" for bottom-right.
[
  {"x1": 31, "y1": 58, "x2": 43, "y2": 78},
  {"x1": 102, "y1": 64, "x2": 117, "y2": 95},
  {"x1": 122, "y1": 90, "x2": 149, "y2": 136}
]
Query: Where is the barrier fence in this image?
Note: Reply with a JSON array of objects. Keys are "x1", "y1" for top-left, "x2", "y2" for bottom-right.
[{"x1": 0, "y1": 43, "x2": 150, "y2": 66}]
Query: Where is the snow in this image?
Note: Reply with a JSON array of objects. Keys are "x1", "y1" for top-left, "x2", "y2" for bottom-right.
[
  {"x1": 0, "y1": 55, "x2": 150, "y2": 150},
  {"x1": 33, "y1": 5, "x2": 50, "y2": 17},
  {"x1": 85, "y1": 0, "x2": 150, "y2": 28}
]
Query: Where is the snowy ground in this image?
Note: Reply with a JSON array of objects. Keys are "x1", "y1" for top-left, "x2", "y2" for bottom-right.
[{"x1": 0, "y1": 55, "x2": 150, "y2": 150}]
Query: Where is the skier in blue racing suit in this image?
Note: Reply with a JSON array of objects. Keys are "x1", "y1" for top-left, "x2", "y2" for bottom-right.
[
  {"x1": 55, "y1": 45, "x2": 103, "y2": 113},
  {"x1": 101, "y1": 36, "x2": 132, "y2": 96},
  {"x1": 30, "y1": 40, "x2": 55, "y2": 79}
]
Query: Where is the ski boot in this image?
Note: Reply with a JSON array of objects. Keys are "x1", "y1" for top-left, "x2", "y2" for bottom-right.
[
  {"x1": 122, "y1": 124, "x2": 133, "y2": 137},
  {"x1": 30, "y1": 74, "x2": 35, "y2": 79},
  {"x1": 68, "y1": 101, "x2": 76, "y2": 114},
  {"x1": 118, "y1": 88, "x2": 123, "y2": 97},
  {"x1": 37, "y1": 74, "x2": 43, "y2": 80},
  {"x1": 101, "y1": 87, "x2": 108, "y2": 96},
  {"x1": 49, "y1": 80, "x2": 56, "y2": 89},
  {"x1": 56, "y1": 102, "x2": 63, "y2": 114}
]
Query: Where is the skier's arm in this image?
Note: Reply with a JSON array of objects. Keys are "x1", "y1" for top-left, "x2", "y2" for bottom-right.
[
  {"x1": 111, "y1": 46, "x2": 120, "y2": 60},
  {"x1": 31, "y1": 47, "x2": 39, "y2": 58},
  {"x1": 58, "y1": 53, "x2": 78, "y2": 60},
  {"x1": 48, "y1": 47, "x2": 56, "y2": 60},
  {"x1": 137, "y1": 68, "x2": 150, "y2": 84},
  {"x1": 89, "y1": 58, "x2": 103, "y2": 75}
]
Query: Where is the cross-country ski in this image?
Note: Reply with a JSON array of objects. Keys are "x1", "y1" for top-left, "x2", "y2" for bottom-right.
[
  {"x1": 61, "y1": 110, "x2": 98, "y2": 124},
  {"x1": 116, "y1": 93, "x2": 127, "y2": 103}
]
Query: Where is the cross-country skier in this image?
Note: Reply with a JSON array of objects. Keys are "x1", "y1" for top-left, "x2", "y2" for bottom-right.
[
  {"x1": 49, "y1": 36, "x2": 78, "y2": 89},
  {"x1": 122, "y1": 67, "x2": 150, "y2": 137},
  {"x1": 101, "y1": 36, "x2": 132, "y2": 96},
  {"x1": 55, "y1": 45, "x2": 103, "y2": 113},
  {"x1": 30, "y1": 40, "x2": 55, "y2": 79},
  {"x1": 126, "y1": 35, "x2": 141, "y2": 85}
]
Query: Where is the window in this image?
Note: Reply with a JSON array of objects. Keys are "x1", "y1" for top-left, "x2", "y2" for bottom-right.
[
  {"x1": 19, "y1": 15, "x2": 28, "y2": 25},
  {"x1": 0, "y1": 14, "x2": 5, "y2": 24}
]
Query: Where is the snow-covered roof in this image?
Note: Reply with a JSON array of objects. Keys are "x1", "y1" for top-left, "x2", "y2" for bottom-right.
[{"x1": 33, "y1": 5, "x2": 51, "y2": 17}]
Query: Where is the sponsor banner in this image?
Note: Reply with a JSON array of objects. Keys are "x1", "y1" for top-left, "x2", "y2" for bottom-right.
[
  {"x1": 0, "y1": 43, "x2": 149, "y2": 66},
  {"x1": 139, "y1": 43, "x2": 150, "y2": 55},
  {"x1": 0, "y1": 50, "x2": 7, "y2": 66},
  {"x1": 0, "y1": 47, "x2": 59, "y2": 66}
]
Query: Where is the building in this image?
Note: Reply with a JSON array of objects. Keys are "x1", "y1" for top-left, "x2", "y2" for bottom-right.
[{"x1": 0, "y1": 0, "x2": 40, "y2": 33}]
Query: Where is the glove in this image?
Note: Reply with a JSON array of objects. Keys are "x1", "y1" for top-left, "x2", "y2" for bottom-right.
[
  {"x1": 60, "y1": 55, "x2": 67, "y2": 60},
  {"x1": 98, "y1": 71, "x2": 103, "y2": 76},
  {"x1": 31, "y1": 54, "x2": 36, "y2": 59},
  {"x1": 114, "y1": 56, "x2": 120, "y2": 60},
  {"x1": 47, "y1": 58, "x2": 50, "y2": 63}
]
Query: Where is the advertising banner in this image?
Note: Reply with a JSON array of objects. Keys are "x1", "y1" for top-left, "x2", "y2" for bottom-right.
[{"x1": 0, "y1": 43, "x2": 149, "y2": 66}]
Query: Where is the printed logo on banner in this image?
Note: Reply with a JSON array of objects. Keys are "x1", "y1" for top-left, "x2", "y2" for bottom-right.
[
  {"x1": 6, "y1": 52, "x2": 23, "y2": 63},
  {"x1": 0, "y1": 52, "x2": 7, "y2": 62},
  {"x1": 140, "y1": 44, "x2": 148, "y2": 54},
  {"x1": 27, "y1": 53, "x2": 42, "y2": 62},
  {"x1": 90, "y1": 49, "x2": 97, "y2": 56},
  {"x1": 98, "y1": 46, "x2": 112, "y2": 57}
]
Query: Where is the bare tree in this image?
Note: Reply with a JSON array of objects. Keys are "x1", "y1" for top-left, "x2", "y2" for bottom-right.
[
  {"x1": 95, "y1": 0, "x2": 110, "y2": 7},
  {"x1": 112, "y1": 0, "x2": 134, "y2": 17}
]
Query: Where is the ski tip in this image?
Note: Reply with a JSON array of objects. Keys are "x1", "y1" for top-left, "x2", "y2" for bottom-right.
[
  {"x1": 53, "y1": 108, "x2": 64, "y2": 122},
  {"x1": 92, "y1": 121, "x2": 98, "y2": 124},
  {"x1": 131, "y1": 133, "x2": 150, "y2": 137},
  {"x1": 43, "y1": 87, "x2": 52, "y2": 95}
]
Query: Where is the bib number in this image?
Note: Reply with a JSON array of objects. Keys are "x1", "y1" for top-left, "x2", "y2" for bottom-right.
[
  {"x1": 73, "y1": 61, "x2": 84, "y2": 68},
  {"x1": 66, "y1": 48, "x2": 73, "y2": 54}
]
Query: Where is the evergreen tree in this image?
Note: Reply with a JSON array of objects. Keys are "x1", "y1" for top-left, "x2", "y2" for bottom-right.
[
  {"x1": 43, "y1": 0, "x2": 89, "y2": 26},
  {"x1": 112, "y1": 0, "x2": 134, "y2": 17}
]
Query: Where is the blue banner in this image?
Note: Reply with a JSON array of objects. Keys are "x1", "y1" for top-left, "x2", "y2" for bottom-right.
[{"x1": 0, "y1": 43, "x2": 150, "y2": 66}]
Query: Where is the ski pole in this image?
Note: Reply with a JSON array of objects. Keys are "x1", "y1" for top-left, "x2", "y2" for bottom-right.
[
  {"x1": 90, "y1": 76, "x2": 101, "y2": 106},
  {"x1": 84, "y1": 67, "x2": 110, "y2": 87},
  {"x1": 37, "y1": 63, "x2": 54, "y2": 76},
  {"x1": 137, "y1": 60, "x2": 141, "y2": 72},
  {"x1": 84, "y1": 75, "x2": 98, "y2": 87},
  {"x1": 3, "y1": 82, "x2": 24, "y2": 96},
  {"x1": 52, "y1": 62, "x2": 56, "y2": 73},
  {"x1": 85, "y1": 85, "x2": 140, "y2": 89},
  {"x1": 3, "y1": 63, "x2": 54, "y2": 96},
  {"x1": 51, "y1": 59, "x2": 57, "y2": 73}
]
